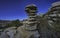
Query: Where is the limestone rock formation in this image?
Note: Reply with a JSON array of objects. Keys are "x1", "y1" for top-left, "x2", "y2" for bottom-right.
[
  {"x1": 0, "y1": 1, "x2": 60, "y2": 38},
  {"x1": 37, "y1": 1, "x2": 60, "y2": 38},
  {"x1": 0, "y1": 27, "x2": 17, "y2": 38},
  {"x1": 16, "y1": 4, "x2": 40, "y2": 38}
]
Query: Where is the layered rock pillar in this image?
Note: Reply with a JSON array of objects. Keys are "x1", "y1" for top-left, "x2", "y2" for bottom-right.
[
  {"x1": 24, "y1": 4, "x2": 39, "y2": 38},
  {"x1": 25, "y1": 4, "x2": 38, "y2": 30},
  {"x1": 45, "y1": 1, "x2": 60, "y2": 38},
  {"x1": 47, "y1": 1, "x2": 60, "y2": 30}
]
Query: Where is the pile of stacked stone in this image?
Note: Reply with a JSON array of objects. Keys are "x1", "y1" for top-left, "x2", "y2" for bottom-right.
[
  {"x1": 25, "y1": 4, "x2": 38, "y2": 31},
  {"x1": 37, "y1": 1, "x2": 60, "y2": 38},
  {"x1": 47, "y1": 1, "x2": 60, "y2": 29},
  {"x1": 40, "y1": 1, "x2": 60, "y2": 38},
  {"x1": 47, "y1": 1, "x2": 60, "y2": 38},
  {"x1": 17, "y1": 4, "x2": 40, "y2": 38}
]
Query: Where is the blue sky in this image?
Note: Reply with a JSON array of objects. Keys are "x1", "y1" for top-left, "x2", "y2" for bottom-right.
[{"x1": 0, "y1": 0, "x2": 60, "y2": 20}]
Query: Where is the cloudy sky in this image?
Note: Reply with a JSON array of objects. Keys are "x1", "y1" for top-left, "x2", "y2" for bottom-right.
[{"x1": 0, "y1": 0, "x2": 60, "y2": 20}]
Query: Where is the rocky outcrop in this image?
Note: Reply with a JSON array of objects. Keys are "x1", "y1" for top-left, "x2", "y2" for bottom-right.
[{"x1": 0, "y1": 27, "x2": 17, "y2": 38}]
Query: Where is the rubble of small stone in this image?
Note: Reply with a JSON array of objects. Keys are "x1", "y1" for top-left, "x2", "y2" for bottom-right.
[{"x1": 0, "y1": 1, "x2": 60, "y2": 38}]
